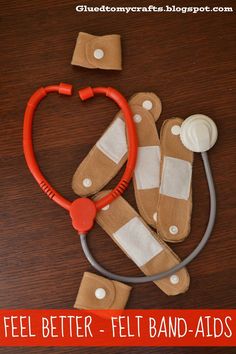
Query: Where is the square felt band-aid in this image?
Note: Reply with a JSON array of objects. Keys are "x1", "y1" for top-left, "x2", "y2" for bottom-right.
[
  {"x1": 71, "y1": 32, "x2": 122, "y2": 70},
  {"x1": 94, "y1": 191, "x2": 190, "y2": 296},
  {"x1": 157, "y1": 118, "x2": 194, "y2": 243},
  {"x1": 72, "y1": 93, "x2": 162, "y2": 202},
  {"x1": 74, "y1": 272, "x2": 132, "y2": 310}
]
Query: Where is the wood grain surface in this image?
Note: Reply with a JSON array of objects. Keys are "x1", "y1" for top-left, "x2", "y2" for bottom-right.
[{"x1": 0, "y1": 0, "x2": 235, "y2": 353}]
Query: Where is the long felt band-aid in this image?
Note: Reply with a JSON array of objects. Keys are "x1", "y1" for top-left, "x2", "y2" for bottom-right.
[
  {"x1": 72, "y1": 93, "x2": 162, "y2": 197},
  {"x1": 133, "y1": 108, "x2": 160, "y2": 227},
  {"x1": 157, "y1": 118, "x2": 194, "y2": 243},
  {"x1": 95, "y1": 191, "x2": 190, "y2": 296}
]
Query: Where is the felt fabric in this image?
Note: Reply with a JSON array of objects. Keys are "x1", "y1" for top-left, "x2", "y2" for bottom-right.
[
  {"x1": 157, "y1": 118, "x2": 194, "y2": 243},
  {"x1": 72, "y1": 109, "x2": 130, "y2": 196},
  {"x1": 74, "y1": 272, "x2": 132, "y2": 310},
  {"x1": 94, "y1": 191, "x2": 190, "y2": 296},
  {"x1": 72, "y1": 93, "x2": 162, "y2": 210},
  {"x1": 129, "y1": 92, "x2": 162, "y2": 121},
  {"x1": 71, "y1": 32, "x2": 122, "y2": 70}
]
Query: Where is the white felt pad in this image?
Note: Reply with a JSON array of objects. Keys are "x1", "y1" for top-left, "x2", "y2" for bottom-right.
[
  {"x1": 160, "y1": 157, "x2": 192, "y2": 200},
  {"x1": 134, "y1": 146, "x2": 160, "y2": 190},
  {"x1": 96, "y1": 117, "x2": 128, "y2": 164},
  {"x1": 113, "y1": 216, "x2": 163, "y2": 267}
]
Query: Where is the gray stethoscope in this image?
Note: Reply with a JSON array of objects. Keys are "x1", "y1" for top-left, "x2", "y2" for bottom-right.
[{"x1": 80, "y1": 114, "x2": 218, "y2": 283}]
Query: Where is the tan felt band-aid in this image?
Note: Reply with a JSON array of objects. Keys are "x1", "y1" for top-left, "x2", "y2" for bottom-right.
[
  {"x1": 74, "y1": 272, "x2": 132, "y2": 310},
  {"x1": 71, "y1": 32, "x2": 122, "y2": 70},
  {"x1": 133, "y1": 109, "x2": 160, "y2": 228},
  {"x1": 72, "y1": 93, "x2": 162, "y2": 197},
  {"x1": 157, "y1": 118, "x2": 194, "y2": 243},
  {"x1": 94, "y1": 191, "x2": 190, "y2": 296}
]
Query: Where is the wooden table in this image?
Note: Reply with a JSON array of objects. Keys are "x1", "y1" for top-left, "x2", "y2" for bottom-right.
[{"x1": 1, "y1": 0, "x2": 235, "y2": 352}]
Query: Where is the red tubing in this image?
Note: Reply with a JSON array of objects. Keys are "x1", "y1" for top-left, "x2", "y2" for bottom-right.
[
  {"x1": 23, "y1": 83, "x2": 137, "y2": 232},
  {"x1": 23, "y1": 83, "x2": 73, "y2": 210}
]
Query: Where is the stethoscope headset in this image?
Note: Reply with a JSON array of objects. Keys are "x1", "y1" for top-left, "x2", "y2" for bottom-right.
[{"x1": 23, "y1": 83, "x2": 218, "y2": 284}]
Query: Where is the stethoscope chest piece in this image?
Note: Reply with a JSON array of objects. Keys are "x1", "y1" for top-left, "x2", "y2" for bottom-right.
[
  {"x1": 69, "y1": 198, "x2": 97, "y2": 234},
  {"x1": 180, "y1": 114, "x2": 218, "y2": 152}
]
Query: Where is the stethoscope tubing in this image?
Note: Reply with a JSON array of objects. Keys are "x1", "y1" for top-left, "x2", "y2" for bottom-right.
[{"x1": 23, "y1": 84, "x2": 138, "y2": 213}]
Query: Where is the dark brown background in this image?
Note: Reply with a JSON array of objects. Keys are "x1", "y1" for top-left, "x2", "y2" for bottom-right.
[{"x1": 0, "y1": 0, "x2": 235, "y2": 353}]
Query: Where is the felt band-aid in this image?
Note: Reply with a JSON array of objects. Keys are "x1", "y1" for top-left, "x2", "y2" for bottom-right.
[
  {"x1": 132, "y1": 107, "x2": 161, "y2": 227},
  {"x1": 157, "y1": 118, "x2": 194, "y2": 243},
  {"x1": 72, "y1": 93, "x2": 162, "y2": 197},
  {"x1": 72, "y1": 110, "x2": 129, "y2": 196},
  {"x1": 95, "y1": 191, "x2": 190, "y2": 296},
  {"x1": 74, "y1": 272, "x2": 132, "y2": 310},
  {"x1": 71, "y1": 32, "x2": 122, "y2": 70}
]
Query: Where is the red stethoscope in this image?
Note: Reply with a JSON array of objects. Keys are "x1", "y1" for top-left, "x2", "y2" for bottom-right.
[
  {"x1": 23, "y1": 83, "x2": 216, "y2": 284},
  {"x1": 23, "y1": 83, "x2": 138, "y2": 234}
]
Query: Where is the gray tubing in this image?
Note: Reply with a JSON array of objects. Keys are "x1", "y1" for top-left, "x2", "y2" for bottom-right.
[{"x1": 80, "y1": 152, "x2": 216, "y2": 283}]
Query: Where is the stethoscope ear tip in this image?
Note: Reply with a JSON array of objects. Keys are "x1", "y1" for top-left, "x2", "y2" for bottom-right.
[{"x1": 180, "y1": 114, "x2": 218, "y2": 153}]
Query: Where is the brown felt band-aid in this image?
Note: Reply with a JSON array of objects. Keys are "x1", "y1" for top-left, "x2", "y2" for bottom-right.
[
  {"x1": 94, "y1": 191, "x2": 190, "y2": 296},
  {"x1": 157, "y1": 118, "x2": 194, "y2": 243},
  {"x1": 71, "y1": 32, "x2": 122, "y2": 70},
  {"x1": 74, "y1": 272, "x2": 132, "y2": 310},
  {"x1": 133, "y1": 108, "x2": 160, "y2": 228},
  {"x1": 72, "y1": 93, "x2": 162, "y2": 198}
]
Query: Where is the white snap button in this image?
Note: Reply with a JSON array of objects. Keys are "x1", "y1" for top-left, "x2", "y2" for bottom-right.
[
  {"x1": 83, "y1": 178, "x2": 92, "y2": 188},
  {"x1": 95, "y1": 288, "x2": 106, "y2": 300},
  {"x1": 133, "y1": 114, "x2": 142, "y2": 123},
  {"x1": 169, "y1": 225, "x2": 178, "y2": 235},
  {"x1": 94, "y1": 49, "x2": 104, "y2": 60},
  {"x1": 142, "y1": 100, "x2": 153, "y2": 110},
  {"x1": 171, "y1": 125, "x2": 181, "y2": 135},
  {"x1": 153, "y1": 212, "x2": 158, "y2": 222},
  {"x1": 102, "y1": 204, "x2": 110, "y2": 211},
  {"x1": 170, "y1": 275, "x2": 180, "y2": 285}
]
